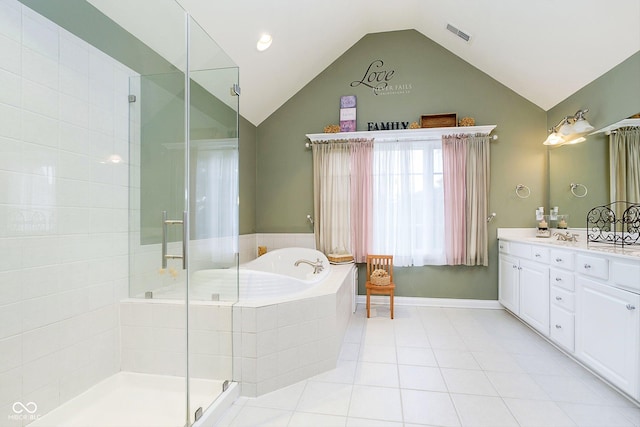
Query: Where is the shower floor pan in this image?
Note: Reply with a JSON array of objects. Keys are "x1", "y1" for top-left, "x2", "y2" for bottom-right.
[{"x1": 29, "y1": 372, "x2": 235, "y2": 427}]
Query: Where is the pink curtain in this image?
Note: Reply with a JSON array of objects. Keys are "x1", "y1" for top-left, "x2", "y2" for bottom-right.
[
  {"x1": 350, "y1": 139, "x2": 374, "y2": 262},
  {"x1": 442, "y1": 136, "x2": 467, "y2": 264}
]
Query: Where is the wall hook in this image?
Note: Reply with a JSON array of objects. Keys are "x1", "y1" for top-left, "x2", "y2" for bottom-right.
[
  {"x1": 306, "y1": 214, "x2": 314, "y2": 225},
  {"x1": 487, "y1": 212, "x2": 497, "y2": 223}
]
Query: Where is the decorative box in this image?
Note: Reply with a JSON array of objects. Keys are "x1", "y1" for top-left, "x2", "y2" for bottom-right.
[{"x1": 421, "y1": 113, "x2": 457, "y2": 128}]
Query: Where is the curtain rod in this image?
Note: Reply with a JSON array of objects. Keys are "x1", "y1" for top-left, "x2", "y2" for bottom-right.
[
  {"x1": 306, "y1": 125, "x2": 496, "y2": 145},
  {"x1": 305, "y1": 131, "x2": 498, "y2": 147}
]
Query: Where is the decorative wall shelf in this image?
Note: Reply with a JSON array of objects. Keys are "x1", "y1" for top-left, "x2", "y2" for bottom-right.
[
  {"x1": 306, "y1": 125, "x2": 496, "y2": 143},
  {"x1": 591, "y1": 118, "x2": 640, "y2": 135}
]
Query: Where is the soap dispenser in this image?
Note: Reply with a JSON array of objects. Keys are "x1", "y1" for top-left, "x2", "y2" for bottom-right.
[{"x1": 536, "y1": 208, "x2": 550, "y2": 238}]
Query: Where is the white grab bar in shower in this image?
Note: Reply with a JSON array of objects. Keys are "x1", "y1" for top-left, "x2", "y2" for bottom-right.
[{"x1": 161, "y1": 210, "x2": 187, "y2": 269}]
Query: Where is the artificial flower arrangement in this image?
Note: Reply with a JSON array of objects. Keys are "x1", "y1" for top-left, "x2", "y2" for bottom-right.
[
  {"x1": 459, "y1": 117, "x2": 475, "y2": 127},
  {"x1": 370, "y1": 268, "x2": 390, "y2": 286}
]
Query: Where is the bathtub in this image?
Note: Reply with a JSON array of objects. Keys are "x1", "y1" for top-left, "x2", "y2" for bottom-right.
[
  {"x1": 123, "y1": 247, "x2": 355, "y2": 398},
  {"x1": 143, "y1": 247, "x2": 331, "y2": 302}
]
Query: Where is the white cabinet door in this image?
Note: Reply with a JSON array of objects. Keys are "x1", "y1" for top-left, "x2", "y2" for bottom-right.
[
  {"x1": 519, "y1": 260, "x2": 550, "y2": 336},
  {"x1": 576, "y1": 277, "x2": 640, "y2": 398},
  {"x1": 499, "y1": 254, "x2": 520, "y2": 314}
]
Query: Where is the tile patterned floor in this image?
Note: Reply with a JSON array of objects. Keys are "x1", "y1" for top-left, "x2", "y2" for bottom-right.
[{"x1": 215, "y1": 304, "x2": 640, "y2": 427}]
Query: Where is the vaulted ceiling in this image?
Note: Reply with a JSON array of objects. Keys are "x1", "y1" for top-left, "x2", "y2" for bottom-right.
[{"x1": 88, "y1": 0, "x2": 640, "y2": 126}]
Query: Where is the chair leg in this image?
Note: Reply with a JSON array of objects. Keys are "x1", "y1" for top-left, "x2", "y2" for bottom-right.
[
  {"x1": 390, "y1": 290, "x2": 394, "y2": 319},
  {"x1": 366, "y1": 289, "x2": 371, "y2": 318}
]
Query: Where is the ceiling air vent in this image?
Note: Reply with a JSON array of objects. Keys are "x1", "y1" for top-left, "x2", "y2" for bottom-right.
[{"x1": 446, "y1": 23, "x2": 471, "y2": 42}]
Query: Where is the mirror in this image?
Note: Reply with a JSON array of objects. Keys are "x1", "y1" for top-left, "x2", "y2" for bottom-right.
[{"x1": 548, "y1": 113, "x2": 640, "y2": 228}]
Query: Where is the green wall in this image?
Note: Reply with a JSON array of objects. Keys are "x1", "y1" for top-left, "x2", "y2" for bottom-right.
[
  {"x1": 547, "y1": 52, "x2": 640, "y2": 223},
  {"x1": 239, "y1": 116, "x2": 257, "y2": 234},
  {"x1": 256, "y1": 30, "x2": 547, "y2": 300}
]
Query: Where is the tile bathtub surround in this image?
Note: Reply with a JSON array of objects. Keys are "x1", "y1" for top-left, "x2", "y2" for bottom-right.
[
  {"x1": 0, "y1": 0, "x2": 136, "y2": 421},
  {"x1": 233, "y1": 265, "x2": 354, "y2": 397},
  {"x1": 217, "y1": 305, "x2": 640, "y2": 427}
]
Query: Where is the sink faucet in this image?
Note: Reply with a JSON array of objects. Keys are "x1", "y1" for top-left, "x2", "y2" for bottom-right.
[
  {"x1": 553, "y1": 231, "x2": 579, "y2": 242},
  {"x1": 294, "y1": 258, "x2": 324, "y2": 274}
]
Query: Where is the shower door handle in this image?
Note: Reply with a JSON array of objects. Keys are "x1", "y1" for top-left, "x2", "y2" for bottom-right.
[{"x1": 162, "y1": 210, "x2": 188, "y2": 270}]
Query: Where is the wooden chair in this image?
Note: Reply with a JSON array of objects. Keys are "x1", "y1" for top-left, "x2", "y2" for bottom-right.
[{"x1": 365, "y1": 255, "x2": 395, "y2": 319}]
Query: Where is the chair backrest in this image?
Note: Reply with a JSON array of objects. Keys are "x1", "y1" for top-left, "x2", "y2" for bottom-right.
[{"x1": 366, "y1": 255, "x2": 394, "y2": 281}]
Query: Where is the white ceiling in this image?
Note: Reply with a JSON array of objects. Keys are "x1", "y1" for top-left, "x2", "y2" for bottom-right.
[{"x1": 88, "y1": 0, "x2": 640, "y2": 126}]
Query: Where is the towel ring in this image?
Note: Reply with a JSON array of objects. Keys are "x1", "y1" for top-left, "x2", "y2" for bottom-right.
[
  {"x1": 515, "y1": 184, "x2": 531, "y2": 199},
  {"x1": 570, "y1": 183, "x2": 588, "y2": 198}
]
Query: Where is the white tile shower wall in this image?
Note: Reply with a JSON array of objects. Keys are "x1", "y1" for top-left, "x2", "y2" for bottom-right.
[
  {"x1": 119, "y1": 300, "x2": 233, "y2": 381},
  {"x1": 0, "y1": 0, "x2": 136, "y2": 422}
]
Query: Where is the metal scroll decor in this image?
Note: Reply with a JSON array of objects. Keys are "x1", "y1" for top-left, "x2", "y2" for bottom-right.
[{"x1": 586, "y1": 201, "x2": 640, "y2": 246}]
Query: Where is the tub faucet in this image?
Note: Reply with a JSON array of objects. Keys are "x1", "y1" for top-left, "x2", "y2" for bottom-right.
[
  {"x1": 553, "y1": 231, "x2": 579, "y2": 242},
  {"x1": 294, "y1": 258, "x2": 324, "y2": 274}
]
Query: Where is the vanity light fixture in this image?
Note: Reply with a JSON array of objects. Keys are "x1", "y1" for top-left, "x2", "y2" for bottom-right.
[
  {"x1": 256, "y1": 33, "x2": 272, "y2": 51},
  {"x1": 542, "y1": 131, "x2": 565, "y2": 146},
  {"x1": 570, "y1": 110, "x2": 595, "y2": 133},
  {"x1": 543, "y1": 109, "x2": 594, "y2": 146}
]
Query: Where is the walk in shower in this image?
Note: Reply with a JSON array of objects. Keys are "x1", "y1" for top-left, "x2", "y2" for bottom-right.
[{"x1": 1, "y1": 0, "x2": 239, "y2": 426}]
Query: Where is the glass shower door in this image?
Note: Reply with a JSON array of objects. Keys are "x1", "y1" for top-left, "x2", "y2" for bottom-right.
[
  {"x1": 128, "y1": 10, "x2": 239, "y2": 426},
  {"x1": 186, "y1": 15, "x2": 239, "y2": 424},
  {"x1": 128, "y1": 67, "x2": 191, "y2": 425}
]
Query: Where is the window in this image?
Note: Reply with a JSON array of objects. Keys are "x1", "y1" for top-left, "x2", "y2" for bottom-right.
[{"x1": 372, "y1": 140, "x2": 445, "y2": 266}]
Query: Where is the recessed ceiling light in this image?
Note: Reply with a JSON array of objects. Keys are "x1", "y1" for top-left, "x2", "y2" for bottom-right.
[{"x1": 257, "y1": 33, "x2": 272, "y2": 51}]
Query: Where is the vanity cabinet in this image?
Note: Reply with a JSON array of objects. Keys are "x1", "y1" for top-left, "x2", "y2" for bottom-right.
[
  {"x1": 576, "y1": 276, "x2": 640, "y2": 398},
  {"x1": 549, "y1": 263, "x2": 576, "y2": 352},
  {"x1": 518, "y1": 260, "x2": 549, "y2": 336},
  {"x1": 498, "y1": 253, "x2": 520, "y2": 314},
  {"x1": 550, "y1": 268, "x2": 576, "y2": 352},
  {"x1": 498, "y1": 235, "x2": 640, "y2": 403},
  {"x1": 498, "y1": 242, "x2": 550, "y2": 336}
]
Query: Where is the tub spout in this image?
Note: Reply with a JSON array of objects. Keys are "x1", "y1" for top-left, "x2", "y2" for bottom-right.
[{"x1": 294, "y1": 258, "x2": 324, "y2": 274}]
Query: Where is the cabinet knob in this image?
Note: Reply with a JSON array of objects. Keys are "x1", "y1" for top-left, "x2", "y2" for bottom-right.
[
  {"x1": 512, "y1": 265, "x2": 517, "y2": 269},
  {"x1": 555, "y1": 277, "x2": 562, "y2": 282},
  {"x1": 555, "y1": 324, "x2": 562, "y2": 329},
  {"x1": 518, "y1": 267, "x2": 522, "y2": 270},
  {"x1": 555, "y1": 258, "x2": 563, "y2": 262},
  {"x1": 584, "y1": 264, "x2": 591, "y2": 269},
  {"x1": 535, "y1": 253, "x2": 541, "y2": 258},
  {"x1": 499, "y1": 245, "x2": 504, "y2": 249},
  {"x1": 627, "y1": 304, "x2": 637, "y2": 311},
  {"x1": 555, "y1": 296, "x2": 562, "y2": 301}
]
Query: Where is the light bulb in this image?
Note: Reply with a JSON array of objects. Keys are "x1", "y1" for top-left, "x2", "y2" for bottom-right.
[{"x1": 256, "y1": 34, "x2": 272, "y2": 51}]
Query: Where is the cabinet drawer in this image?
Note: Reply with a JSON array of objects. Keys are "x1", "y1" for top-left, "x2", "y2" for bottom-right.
[
  {"x1": 531, "y1": 246, "x2": 550, "y2": 263},
  {"x1": 550, "y1": 268, "x2": 575, "y2": 291},
  {"x1": 551, "y1": 286, "x2": 575, "y2": 312},
  {"x1": 550, "y1": 306, "x2": 575, "y2": 352},
  {"x1": 550, "y1": 249, "x2": 574, "y2": 270},
  {"x1": 611, "y1": 261, "x2": 640, "y2": 294},
  {"x1": 510, "y1": 242, "x2": 531, "y2": 258},
  {"x1": 576, "y1": 254, "x2": 608, "y2": 280}
]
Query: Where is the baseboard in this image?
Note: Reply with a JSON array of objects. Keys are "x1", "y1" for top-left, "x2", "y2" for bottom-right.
[{"x1": 356, "y1": 295, "x2": 502, "y2": 310}]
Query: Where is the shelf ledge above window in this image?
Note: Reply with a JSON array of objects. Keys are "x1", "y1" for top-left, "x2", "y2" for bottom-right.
[{"x1": 306, "y1": 125, "x2": 496, "y2": 143}]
